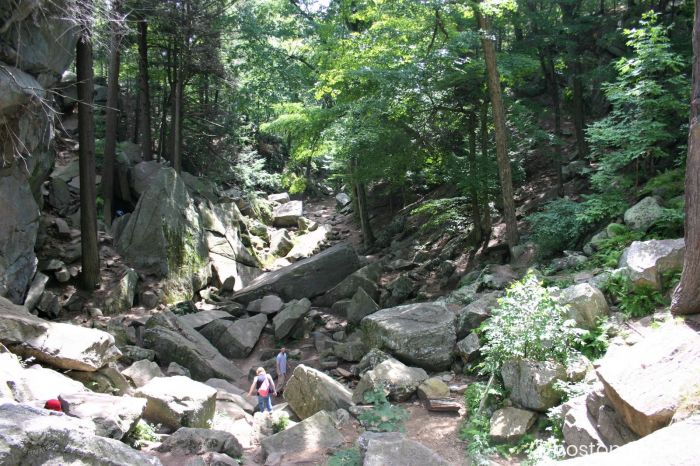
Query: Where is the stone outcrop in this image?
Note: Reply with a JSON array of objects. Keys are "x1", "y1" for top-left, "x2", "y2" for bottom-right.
[
  {"x1": 359, "y1": 431, "x2": 450, "y2": 466},
  {"x1": 135, "y1": 376, "x2": 217, "y2": 431},
  {"x1": 260, "y1": 410, "x2": 344, "y2": 463},
  {"x1": 233, "y1": 243, "x2": 361, "y2": 303},
  {"x1": 361, "y1": 302, "x2": 455, "y2": 370},
  {"x1": 618, "y1": 239, "x2": 684, "y2": 290},
  {"x1": 283, "y1": 365, "x2": 354, "y2": 420},
  {"x1": 199, "y1": 313, "x2": 267, "y2": 359},
  {"x1": 596, "y1": 322, "x2": 700, "y2": 437},
  {"x1": 0, "y1": 297, "x2": 120, "y2": 371},
  {"x1": 353, "y1": 357, "x2": 428, "y2": 403},
  {"x1": 58, "y1": 392, "x2": 147, "y2": 440},
  {"x1": 116, "y1": 168, "x2": 210, "y2": 302},
  {"x1": 315, "y1": 262, "x2": 381, "y2": 307},
  {"x1": 178, "y1": 310, "x2": 235, "y2": 330},
  {"x1": 143, "y1": 311, "x2": 245, "y2": 382}
]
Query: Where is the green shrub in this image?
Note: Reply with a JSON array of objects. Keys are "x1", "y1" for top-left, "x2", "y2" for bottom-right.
[
  {"x1": 573, "y1": 317, "x2": 611, "y2": 361},
  {"x1": 585, "y1": 229, "x2": 644, "y2": 269},
  {"x1": 357, "y1": 388, "x2": 409, "y2": 432},
  {"x1": 411, "y1": 197, "x2": 471, "y2": 234},
  {"x1": 481, "y1": 273, "x2": 579, "y2": 373},
  {"x1": 576, "y1": 193, "x2": 629, "y2": 230},
  {"x1": 272, "y1": 413, "x2": 290, "y2": 433},
  {"x1": 640, "y1": 168, "x2": 685, "y2": 199},
  {"x1": 528, "y1": 199, "x2": 587, "y2": 257},
  {"x1": 647, "y1": 206, "x2": 684, "y2": 239},
  {"x1": 327, "y1": 447, "x2": 362, "y2": 466},
  {"x1": 124, "y1": 420, "x2": 158, "y2": 449},
  {"x1": 603, "y1": 274, "x2": 666, "y2": 318}
]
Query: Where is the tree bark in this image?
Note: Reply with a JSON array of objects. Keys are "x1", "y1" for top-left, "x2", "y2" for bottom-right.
[
  {"x1": 173, "y1": 49, "x2": 183, "y2": 174},
  {"x1": 671, "y1": 0, "x2": 700, "y2": 315},
  {"x1": 76, "y1": 34, "x2": 100, "y2": 290},
  {"x1": 138, "y1": 19, "x2": 153, "y2": 161},
  {"x1": 356, "y1": 181, "x2": 374, "y2": 248},
  {"x1": 467, "y1": 112, "x2": 483, "y2": 243},
  {"x1": 477, "y1": 10, "x2": 519, "y2": 248},
  {"x1": 480, "y1": 99, "x2": 492, "y2": 237},
  {"x1": 102, "y1": 4, "x2": 121, "y2": 228}
]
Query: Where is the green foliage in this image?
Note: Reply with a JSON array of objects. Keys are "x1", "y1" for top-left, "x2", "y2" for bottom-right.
[
  {"x1": 327, "y1": 447, "x2": 362, "y2": 466},
  {"x1": 584, "y1": 229, "x2": 644, "y2": 269},
  {"x1": 640, "y1": 168, "x2": 685, "y2": 199},
  {"x1": 481, "y1": 274, "x2": 579, "y2": 373},
  {"x1": 124, "y1": 420, "x2": 158, "y2": 449},
  {"x1": 231, "y1": 149, "x2": 282, "y2": 194},
  {"x1": 272, "y1": 413, "x2": 290, "y2": 434},
  {"x1": 587, "y1": 12, "x2": 688, "y2": 191},
  {"x1": 575, "y1": 193, "x2": 629, "y2": 230},
  {"x1": 358, "y1": 388, "x2": 409, "y2": 432},
  {"x1": 411, "y1": 197, "x2": 471, "y2": 234},
  {"x1": 603, "y1": 274, "x2": 666, "y2": 318},
  {"x1": 573, "y1": 318, "x2": 610, "y2": 361},
  {"x1": 523, "y1": 437, "x2": 566, "y2": 465},
  {"x1": 647, "y1": 206, "x2": 685, "y2": 239},
  {"x1": 528, "y1": 199, "x2": 587, "y2": 258}
]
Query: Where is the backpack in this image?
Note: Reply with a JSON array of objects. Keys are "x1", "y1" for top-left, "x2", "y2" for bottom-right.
[{"x1": 257, "y1": 375, "x2": 270, "y2": 397}]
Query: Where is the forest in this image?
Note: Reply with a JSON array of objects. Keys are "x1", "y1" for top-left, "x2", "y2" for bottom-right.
[{"x1": 0, "y1": 0, "x2": 699, "y2": 465}]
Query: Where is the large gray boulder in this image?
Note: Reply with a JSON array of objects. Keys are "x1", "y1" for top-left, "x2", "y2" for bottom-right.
[
  {"x1": 143, "y1": 311, "x2": 245, "y2": 382},
  {"x1": 0, "y1": 403, "x2": 161, "y2": 466},
  {"x1": 623, "y1": 196, "x2": 664, "y2": 231},
  {"x1": 270, "y1": 229, "x2": 294, "y2": 257},
  {"x1": 557, "y1": 283, "x2": 609, "y2": 330},
  {"x1": 501, "y1": 359, "x2": 567, "y2": 412},
  {"x1": 286, "y1": 226, "x2": 330, "y2": 261},
  {"x1": 261, "y1": 410, "x2": 344, "y2": 463},
  {"x1": 559, "y1": 416, "x2": 700, "y2": 465},
  {"x1": 121, "y1": 360, "x2": 164, "y2": 388},
  {"x1": 316, "y1": 262, "x2": 381, "y2": 306},
  {"x1": 361, "y1": 302, "x2": 456, "y2": 370},
  {"x1": 347, "y1": 287, "x2": 380, "y2": 326},
  {"x1": 272, "y1": 200, "x2": 303, "y2": 227},
  {"x1": 596, "y1": 322, "x2": 700, "y2": 437},
  {"x1": 0, "y1": 297, "x2": 120, "y2": 371},
  {"x1": 2, "y1": 362, "x2": 88, "y2": 404},
  {"x1": 116, "y1": 168, "x2": 210, "y2": 303},
  {"x1": 353, "y1": 357, "x2": 428, "y2": 403},
  {"x1": 618, "y1": 239, "x2": 685, "y2": 290},
  {"x1": 359, "y1": 431, "x2": 450, "y2": 466},
  {"x1": 233, "y1": 243, "x2": 361, "y2": 304},
  {"x1": 283, "y1": 365, "x2": 354, "y2": 419},
  {"x1": 135, "y1": 376, "x2": 217, "y2": 431},
  {"x1": 562, "y1": 395, "x2": 608, "y2": 456},
  {"x1": 490, "y1": 407, "x2": 538, "y2": 443},
  {"x1": 178, "y1": 310, "x2": 235, "y2": 330},
  {"x1": 130, "y1": 160, "x2": 163, "y2": 197},
  {"x1": 58, "y1": 392, "x2": 147, "y2": 440},
  {"x1": 155, "y1": 427, "x2": 243, "y2": 459},
  {"x1": 102, "y1": 268, "x2": 138, "y2": 315},
  {"x1": 455, "y1": 291, "x2": 501, "y2": 339},
  {"x1": 199, "y1": 313, "x2": 267, "y2": 359},
  {"x1": 273, "y1": 299, "x2": 311, "y2": 340}
]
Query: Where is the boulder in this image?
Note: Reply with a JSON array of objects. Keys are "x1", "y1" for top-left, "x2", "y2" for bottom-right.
[
  {"x1": 455, "y1": 291, "x2": 501, "y2": 339},
  {"x1": 557, "y1": 283, "x2": 609, "y2": 330},
  {"x1": 272, "y1": 200, "x2": 303, "y2": 227},
  {"x1": 332, "y1": 333, "x2": 368, "y2": 362},
  {"x1": 286, "y1": 226, "x2": 330, "y2": 261},
  {"x1": 596, "y1": 405, "x2": 639, "y2": 447},
  {"x1": 562, "y1": 395, "x2": 608, "y2": 455},
  {"x1": 68, "y1": 364, "x2": 132, "y2": 396},
  {"x1": 596, "y1": 322, "x2": 700, "y2": 437},
  {"x1": 623, "y1": 196, "x2": 664, "y2": 231},
  {"x1": 260, "y1": 410, "x2": 344, "y2": 462},
  {"x1": 270, "y1": 229, "x2": 294, "y2": 257},
  {"x1": 384, "y1": 275, "x2": 415, "y2": 306},
  {"x1": 316, "y1": 262, "x2": 381, "y2": 306},
  {"x1": 135, "y1": 376, "x2": 217, "y2": 431},
  {"x1": 178, "y1": 310, "x2": 235, "y2": 330},
  {"x1": 0, "y1": 296, "x2": 120, "y2": 371},
  {"x1": 102, "y1": 268, "x2": 138, "y2": 315},
  {"x1": 3, "y1": 364, "x2": 87, "y2": 404},
  {"x1": 0, "y1": 403, "x2": 161, "y2": 466},
  {"x1": 618, "y1": 239, "x2": 685, "y2": 290},
  {"x1": 416, "y1": 377, "x2": 450, "y2": 401},
  {"x1": 501, "y1": 359, "x2": 567, "y2": 412},
  {"x1": 166, "y1": 362, "x2": 191, "y2": 377},
  {"x1": 335, "y1": 192, "x2": 351, "y2": 208},
  {"x1": 23, "y1": 272, "x2": 49, "y2": 311},
  {"x1": 273, "y1": 299, "x2": 311, "y2": 340},
  {"x1": 361, "y1": 302, "x2": 456, "y2": 370},
  {"x1": 353, "y1": 357, "x2": 428, "y2": 403},
  {"x1": 559, "y1": 416, "x2": 700, "y2": 465},
  {"x1": 205, "y1": 379, "x2": 255, "y2": 414},
  {"x1": 490, "y1": 407, "x2": 538, "y2": 443},
  {"x1": 122, "y1": 360, "x2": 164, "y2": 388},
  {"x1": 116, "y1": 168, "x2": 209, "y2": 303},
  {"x1": 156, "y1": 427, "x2": 243, "y2": 458},
  {"x1": 233, "y1": 243, "x2": 361, "y2": 304},
  {"x1": 283, "y1": 365, "x2": 354, "y2": 420},
  {"x1": 359, "y1": 431, "x2": 450, "y2": 466},
  {"x1": 347, "y1": 287, "x2": 380, "y2": 326},
  {"x1": 199, "y1": 313, "x2": 267, "y2": 359},
  {"x1": 456, "y1": 333, "x2": 481, "y2": 363},
  {"x1": 268, "y1": 193, "x2": 291, "y2": 204},
  {"x1": 479, "y1": 264, "x2": 518, "y2": 290},
  {"x1": 131, "y1": 160, "x2": 163, "y2": 197},
  {"x1": 210, "y1": 255, "x2": 262, "y2": 292},
  {"x1": 58, "y1": 392, "x2": 147, "y2": 440},
  {"x1": 119, "y1": 346, "x2": 156, "y2": 365},
  {"x1": 143, "y1": 311, "x2": 245, "y2": 382},
  {"x1": 259, "y1": 294, "x2": 284, "y2": 315}
]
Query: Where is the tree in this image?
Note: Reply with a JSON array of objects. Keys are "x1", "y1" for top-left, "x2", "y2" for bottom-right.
[
  {"x1": 671, "y1": 0, "x2": 700, "y2": 316},
  {"x1": 138, "y1": 18, "x2": 153, "y2": 161},
  {"x1": 76, "y1": 31, "x2": 100, "y2": 290},
  {"x1": 476, "y1": 8, "x2": 519, "y2": 248}
]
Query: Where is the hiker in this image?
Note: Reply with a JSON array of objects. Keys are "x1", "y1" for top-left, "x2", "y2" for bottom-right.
[
  {"x1": 276, "y1": 347, "x2": 288, "y2": 395},
  {"x1": 248, "y1": 367, "x2": 276, "y2": 413}
]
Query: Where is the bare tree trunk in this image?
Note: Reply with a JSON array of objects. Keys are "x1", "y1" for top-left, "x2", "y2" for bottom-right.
[
  {"x1": 477, "y1": 10, "x2": 519, "y2": 248},
  {"x1": 138, "y1": 19, "x2": 152, "y2": 161},
  {"x1": 671, "y1": 0, "x2": 700, "y2": 315},
  {"x1": 102, "y1": 4, "x2": 121, "y2": 228},
  {"x1": 467, "y1": 112, "x2": 483, "y2": 243},
  {"x1": 480, "y1": 99, "x2": 492, "y2": 238},
  {"x1": 357, "y1": 181, "x2": 374, "y2": 248},
  {"x1": 76, "y1": 34, "x2": 100, "y2": 290},
  {"x1": 173, "y1": 49, "x2": 183, "y2": 174}
]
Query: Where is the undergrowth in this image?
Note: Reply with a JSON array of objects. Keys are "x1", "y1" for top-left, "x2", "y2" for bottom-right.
[{"x1": 357, "y1": 387, "x2": 409, "y2": 432}]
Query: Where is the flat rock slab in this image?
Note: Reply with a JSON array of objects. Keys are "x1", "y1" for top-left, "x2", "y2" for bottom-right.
[
  {"x1": 359, "y1": 431, "x2": 450, "y2": 466},
  {"x1": 58, "y1": 392, "x2": 147, "y2": 440},
  {"x1": 283, "y1": 364, "x2": 354, "y2": 420},
  {"x1": 261, "y1": 410, "x2": 344, "y2": 462},
  {"x1": 596, "y1": 322, "x2": 700, "y2": 437},
  {"x1": 121, "y1": 360, "x2": 164, "y2": 388},
  {"x1": 232, "y1": 243, "x2": 361, "y2": 304},
  {"x1": 490, "y1": 407, "x2": 538, "y2": 443},
  {"x1": 178, "y1": 310, "x2": 235, "y2": 330},
  {"x1": 135, "y1": 376, "x2": 217, "y2": 431},
  {"x1": 272, "y1": 200, "x2": 303, "y2": 227},
  {"x1": 361, "y1": 302, "x2": 456, "y2": 371}
]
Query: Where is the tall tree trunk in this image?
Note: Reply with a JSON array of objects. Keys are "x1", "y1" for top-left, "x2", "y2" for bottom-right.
[
  {"x1": 571, "y1": 61, "x2": 588, "y2": 158},
  {"x1": 102, "y1": 4, "x2": 121, "y2": 228},
  {"x1": 173, "y1": 51, "x2": 183, "y2": 174},
  {"x1": 480, "y1": 99, "x2": 492, "y2": 237},
  {"x1": 467, "y1": 112, "x2": 483, "y2": 244},
  {"x1": 477, "y1": 10, "x2": 519, "y2": 248},
  {"x1": 76, "y1": 35, "x2": 100, "y2": 290},
  {"x1": 356, "y1": 181, "x2": 374, "y2": 248},
  {"x1": 671, "y1": 0, "x2": 700, "y2": 315},
  {"x1": 138, "y1": 19, "x2": 153, "y2": 161},
  {"x1": 543, "y1": 52, "x2": 564, "y2": 195}
]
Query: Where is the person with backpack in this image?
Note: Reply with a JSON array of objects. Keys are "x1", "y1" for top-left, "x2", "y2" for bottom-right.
[{"x1": 248, "y1": 367, "x2": 276, "y2": 414}]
